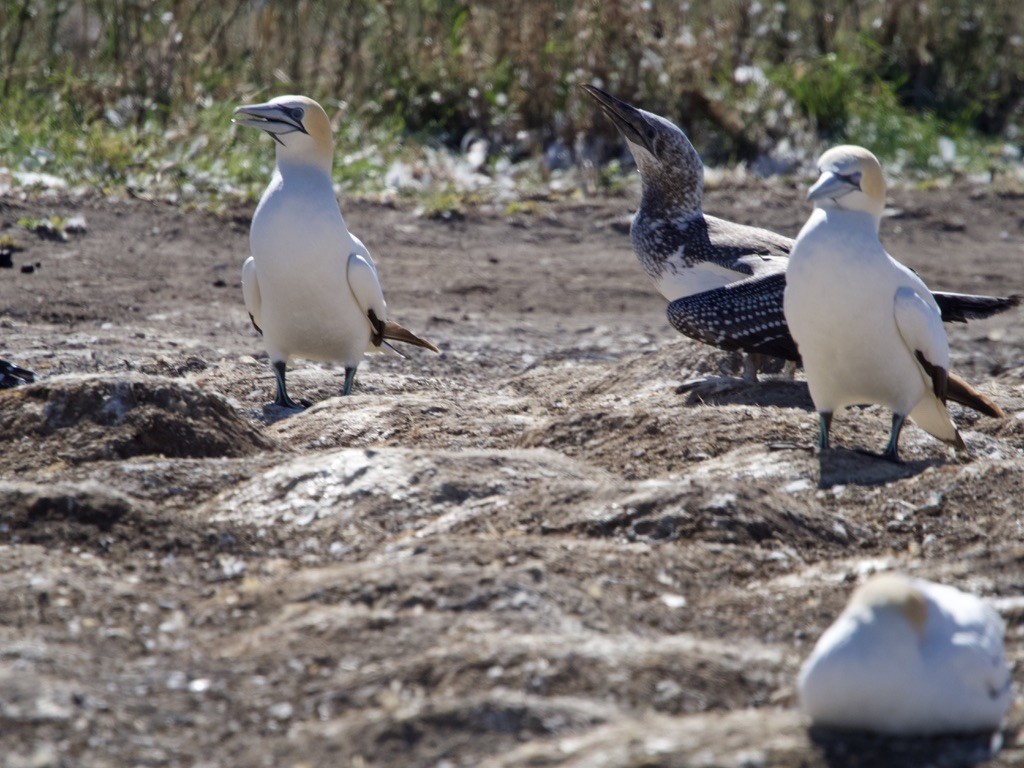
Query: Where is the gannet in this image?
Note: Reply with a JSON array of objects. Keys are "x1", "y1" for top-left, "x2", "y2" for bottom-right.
[
  {"x1": 0, "y1": 359, "x2": 34, "y2": 389},
  {"x1": 234, "y1": 95, "x2": 438, "y2": 408},
  {"x1": 798, "y1": 573, "x2": 1012, "y2": 735},
  {"x1": 784, "y1": 145, "x2": 1003, "y2": 460},
  {"x1": 583, "y1": 86, "x2": 1020, "y2": 382}
]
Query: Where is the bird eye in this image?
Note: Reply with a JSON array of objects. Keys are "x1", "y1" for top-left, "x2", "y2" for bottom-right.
[
  {"x1": 839, "y1": 171, "x2": 862, "y2": 188},
  {"x1": 289, "y1": 107, "x2": 304, "y2": 122}
]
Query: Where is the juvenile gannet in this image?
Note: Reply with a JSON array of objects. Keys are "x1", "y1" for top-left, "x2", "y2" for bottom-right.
[
  {"x1": 798, "y1": 573, "x2": 1012, "y2": 735},
  {"x1": 583, "y1": 86, "x2": 1019, "y2": 382},
  {"x1": 0, "y1": 359, "x2": 34, "y2": 389},
  {"x1": 234, "y1": 95, "x2": 438, "y2": 408},
  {"x1": 784, "y1": 145, "x2": 1003, "y2": 460}
]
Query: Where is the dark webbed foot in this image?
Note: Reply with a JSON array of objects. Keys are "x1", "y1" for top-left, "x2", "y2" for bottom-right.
[{"x1": 272, "y1": 360, "x2": 306, "y2": 409}]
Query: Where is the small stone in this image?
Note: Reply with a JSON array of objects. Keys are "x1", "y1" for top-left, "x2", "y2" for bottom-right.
[
  {"x1": 268, "y1": 701, "x2": 293, "y2": 720},
  {"x1": 20, "y1": 264, "x2": 34, "y2": 274}
]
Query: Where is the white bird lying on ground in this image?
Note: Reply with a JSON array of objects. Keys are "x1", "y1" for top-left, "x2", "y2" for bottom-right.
[
  {"x1": 798, "y1": 572, "x2": 1012, "y2": 735},
  {"x1": 783, "y1": 145, "x2": 1004, "y2": 461},
  {"x1": 234, "y1": 95, "x2": 438, "y2": 408}
]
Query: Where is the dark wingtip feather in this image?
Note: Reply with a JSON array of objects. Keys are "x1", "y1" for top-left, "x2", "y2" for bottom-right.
[
  {"x1": 383, "y1": 321, "x2": 440, "y2": 353},
  {"x1": 946, "y1": 372, "x2": 1004, "y2": 419},
  {"x1": 932, "y1": 291, "x2": 1022, "y2": 323},
  {"x1": 0, "y1": 360, "x2": 35, "y2": 389}
]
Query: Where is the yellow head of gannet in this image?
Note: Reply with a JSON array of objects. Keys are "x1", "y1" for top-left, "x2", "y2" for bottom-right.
[
  {"x1": 233, "y1": 95, "x2": 334, "y2": 172},
  {"x1": 849, "y1": 572, "x2": 928, "y2": 635},
  {"x1": 807, "y1": 145, "x2": 886, "y2": 224}
]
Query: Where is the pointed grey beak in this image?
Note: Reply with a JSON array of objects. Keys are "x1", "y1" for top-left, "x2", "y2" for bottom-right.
[
  {"x1": 233, "y1": 102, "x2": 307, "y2": 138},
  {"x1": 581, "y1": 84, "x2": 655, "y2": 153},
  {"x1": 807, "y1": 170, "x2": 861, "y2": 202}
]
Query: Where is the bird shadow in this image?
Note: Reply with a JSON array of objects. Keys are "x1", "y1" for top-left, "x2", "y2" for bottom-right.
[
  {"x1": 808, "y1": 724, "x2": 1007, "y2": 768},
  {"x1": 677, "y1": 376, "x2": 815, "y2": 410},
  {"x1": 817, "y1": 447, "x2": 945, "y2": 489},
  {"x1": 259, "y1": 401, "x2": 310, "y2": 425}
]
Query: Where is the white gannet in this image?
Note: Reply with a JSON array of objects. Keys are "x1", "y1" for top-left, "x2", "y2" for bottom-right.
[
  {"x1": 583, "y1": 86, "x2": 1019, "y2": 383},
  {"x1": 234, "y1": 95, "x2": 438, "y2": 408},
  {"x1": 798, "y1": 572, "x2": 1012, "y2": 735},
  {"x1": 783, "y1": 145, "x2": 1003, "y2": 461}
]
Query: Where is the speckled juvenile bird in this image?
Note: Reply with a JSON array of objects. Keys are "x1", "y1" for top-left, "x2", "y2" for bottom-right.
[
  {"x1": 234, "y1": 95, "x2": 438, "y2": 409},
  {"x1": 583, "y1": 85, "x2": 1020, "y2": 383}
]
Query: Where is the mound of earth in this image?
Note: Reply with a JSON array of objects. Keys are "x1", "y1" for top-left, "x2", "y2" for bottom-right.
[{"x1": 0, "y1": 373, "x2": 274, "y2": 468}]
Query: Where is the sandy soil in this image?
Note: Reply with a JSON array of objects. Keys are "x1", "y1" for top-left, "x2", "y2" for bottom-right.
[{"x1": 0, "y1": 179, "x2": 1022, "y2": 767}]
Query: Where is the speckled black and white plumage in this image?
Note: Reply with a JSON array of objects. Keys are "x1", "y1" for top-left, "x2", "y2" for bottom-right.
[
  {"x1": 0, "y1": 359, "x2": 34, "y2": 389},
  {"x1": 667, "y1": 272, "x2": 800, "y2": 362},
  {"x1": 631, "y1": 213, "x2": 793, "y2": 286},
  {"x1": 584, "y1": 84, "x2": 1020, "y2": 377}
]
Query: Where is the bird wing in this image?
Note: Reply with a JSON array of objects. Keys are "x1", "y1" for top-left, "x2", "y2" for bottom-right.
[
  {"x1": 705, "y1": 214, "x2": 794, "y2": 258},
  {"x1": 891, "y1": 255, "x2": 1020, "y2": 322},
  {"x1": 241, "y1": 256, "x2": 262, "y2": 333},
  {"x1": 666, "y1": 272, "x2": 801, "y2": 361},
  {"x1": 350, "y1": 233, "x2": 376, "y2": 271},
  {"x1": 933, "y1": 630, "x2": 1013, "y2": 704},
  {"x1": 895, "y1": 286, "x2": 965, "y2": 445},
  {"x1": 893, "y1": 286, "x2": 950, "y2": 400},
  {"x1": 930, "y1": 290, "x2": 1021, "y2": 323},
  {"x1": 346, "y1": 251, "x2": 388, "y2": 334}
]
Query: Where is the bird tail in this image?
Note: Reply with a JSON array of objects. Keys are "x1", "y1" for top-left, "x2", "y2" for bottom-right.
[
  {"x1": 946, "y1": 372, "x2": 1004, "y2": 419},
  {"x1": 932, "y1": 291, "x2": 1021, "y2": 323},
  {"x1": 909, "y1": 397, "x2": 965, "y2": 449},
  {"x1": 381, "y1": 321, "x2": 440, "y2": 353}
]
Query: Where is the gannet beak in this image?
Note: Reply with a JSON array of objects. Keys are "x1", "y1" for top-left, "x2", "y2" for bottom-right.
[
  {"x1": 233, "y1": 102, "x2": 308, "y2": 139},
  {"x1": 807, "y1": 170, "x2": 858, "y2": 202},
  {"x1": 581, "y1": 84, "x2": 656, "y2": 153}
]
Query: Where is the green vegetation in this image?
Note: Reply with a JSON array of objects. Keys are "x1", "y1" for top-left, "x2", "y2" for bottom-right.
[{"x1": 1, "y1": 0, "x2": 1022, "y2": 201}]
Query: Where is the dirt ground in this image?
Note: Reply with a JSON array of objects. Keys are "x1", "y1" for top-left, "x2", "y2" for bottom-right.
[{"x1": 1, "y1": 178, "x2": 1023, "y2": 767}]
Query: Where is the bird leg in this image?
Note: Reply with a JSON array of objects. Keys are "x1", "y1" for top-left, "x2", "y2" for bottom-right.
[
  {"x1": 342, "y1": 366, "x2": 357, "y2": 396},
  {"x1": 817, "y1": 412, "x2": 833, "y2": 453},
  {"x1": 742, "y1": 353, "x2": 761, "y2": 384},
  {"x1": 272, "y1": 360, "x2": 304, "y2": 409},
  {"x1": 880, "y1": 413, "x2": 906, "y2": 463}
]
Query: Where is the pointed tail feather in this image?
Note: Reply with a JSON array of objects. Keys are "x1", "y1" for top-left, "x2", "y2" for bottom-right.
[
  {"x1": 946, "y1": 372, "x2": 1004, "y2": 419},
  {"x1": 932, "y1": 291, "x2": 1021, "y2": 323},
  {"x1": 382, "y1": 321, "x2": 440, "y2": 353},
  {"x1": 908, "y1": 394, "x2": 965, "y2": 448}
]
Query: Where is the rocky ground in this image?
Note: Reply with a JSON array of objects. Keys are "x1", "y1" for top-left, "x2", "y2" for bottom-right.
[{"x1": 0, "y1": 179, "x2": 1022, "y2": 767}]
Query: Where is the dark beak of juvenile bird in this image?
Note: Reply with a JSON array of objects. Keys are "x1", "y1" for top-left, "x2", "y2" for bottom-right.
[
  {"x1": 233, "y1": 102, "x2": 309, "y2": 144},
  {"x1": 581, "y1": 84, "x2": 656, "y2": 154}
]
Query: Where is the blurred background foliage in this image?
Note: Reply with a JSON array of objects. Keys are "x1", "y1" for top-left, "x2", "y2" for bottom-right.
[{"x1": 2, "y1": 0, "x2": 1023, "y2": 198}]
